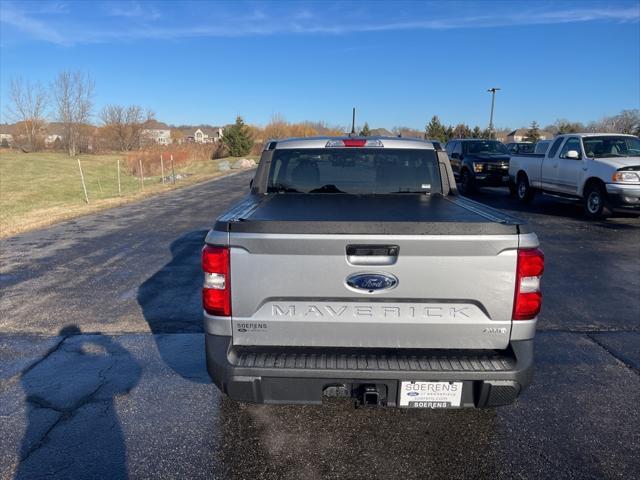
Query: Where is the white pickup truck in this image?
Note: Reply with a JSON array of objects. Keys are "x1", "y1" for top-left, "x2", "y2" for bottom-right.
[{"x1": 509, "y1": 133, "x2": 640, "y2": 219}]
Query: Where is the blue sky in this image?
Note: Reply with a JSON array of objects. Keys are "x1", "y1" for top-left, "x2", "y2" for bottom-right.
[{"x1": 1, "y1": 0, "x2": 639, "y2": 130}]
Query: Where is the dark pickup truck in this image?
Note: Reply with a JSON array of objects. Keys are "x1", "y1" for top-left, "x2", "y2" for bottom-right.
[
  {"x1": 445, "y1": 139, "x2": 512, "y2": 194},
  {"x1": 202, "y1": 136, "x2": 543, "y2": 408}
]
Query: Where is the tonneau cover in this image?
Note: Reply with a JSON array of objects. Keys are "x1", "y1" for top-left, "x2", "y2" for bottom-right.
[{"x1": 214, "y1": 194, "x2": 526, "y2": 235}]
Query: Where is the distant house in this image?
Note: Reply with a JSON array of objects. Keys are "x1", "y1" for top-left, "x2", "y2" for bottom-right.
[
  {"x1": 0, "y1": 124, "x2": 13, "y2": 146},
  {"x1": 141, "y1": 128, "x2": 172, "y2": 145},
  {"x1": 505, "y1": 128, "x2": 554, "y2": 143},
  {"x1": 45, "y1": 134, "x2": 63, "y2": 145},
  {"x1": 140, "y1": 120, "x2": 172, "y2": 146},
  {"x1": 43, "y1": 123, "x2": 65, "y2": 147},
  {"x1": 180, "y1": 126, "x2": 224, "y2": 144}
]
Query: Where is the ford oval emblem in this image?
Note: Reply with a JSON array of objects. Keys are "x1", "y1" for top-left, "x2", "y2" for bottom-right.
[{"x1": 346, "y1": 273, "x2": 398, "y2": 293}]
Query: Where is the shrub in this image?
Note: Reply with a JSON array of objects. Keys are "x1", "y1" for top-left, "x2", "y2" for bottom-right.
[
  {"x1": 222, "y1": 116, "x2": 253, "y2": 157},
  {"x1": 126, "y1": 144, "x2": 215, "y2": 176}
]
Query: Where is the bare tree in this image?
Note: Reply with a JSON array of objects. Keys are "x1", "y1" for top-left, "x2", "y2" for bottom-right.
[
  {"x1": 263, "y1": 113, "x2": 290, "y2": 139},
  {"x1": 613, "y1": 109, "x2": 640, "y2": 135},
  {"x1": 52, "y1": 71, "x2": 94, "y2": 156},
  {"x1": 5, "y1": 77, "x2": 48, "y2": 151},
  {"x1": 100, "y1": 105, "x2": 153, "y2": 151}
]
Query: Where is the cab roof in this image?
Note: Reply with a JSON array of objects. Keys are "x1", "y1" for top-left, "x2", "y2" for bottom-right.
[{"x1": 266, "y1": 136, "x2": 437, "y2": 150}]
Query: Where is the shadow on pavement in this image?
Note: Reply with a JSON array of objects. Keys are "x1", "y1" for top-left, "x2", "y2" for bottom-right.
[
  {"x1": 16, "y1": 325, "x2": 141, "y2": 480},
  {"x1": 137, "y1": 230, "x2": 210, "y2": 383},
  {"x1": 215, "y1": 395, "x2": 497, "y2": 479},
  {"x1": 466, "y1": 188, "x2": 639, "y2": 228}
]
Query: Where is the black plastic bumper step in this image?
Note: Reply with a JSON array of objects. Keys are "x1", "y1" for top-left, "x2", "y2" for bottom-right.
[{"x1": 232, "y1": 347, "x2": 516, "y2": 372}]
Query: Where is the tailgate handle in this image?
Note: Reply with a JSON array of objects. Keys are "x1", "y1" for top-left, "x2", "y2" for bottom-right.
[{"x1": 346, "y1": 245, "x2": 399, "y2": 266}]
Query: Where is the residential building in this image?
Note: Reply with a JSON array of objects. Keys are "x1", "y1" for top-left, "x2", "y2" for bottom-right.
[
  {"x1": 180, "y1": 126, "x2": 224, "y2": 144},
  {"x1": 141, "y1": 128, "x2": 172, "y2": 145},
  {"x1": 505, "y1": 128, "x2": 555, "y2": 143},
  {"x1": 43, "y1": 123, "x2": 65, "y2": 147},
  {"x1": 0, "y1": 124, "x2": 13, "y2": 146}
]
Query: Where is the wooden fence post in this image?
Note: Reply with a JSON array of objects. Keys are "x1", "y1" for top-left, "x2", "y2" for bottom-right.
[
  {"x1": 77, "y1": 158, "x2": 89, "y2": 204},
  {"x1": 171, "y1": 154, "x2": 176, "y2": 184},
  {"x1": 160, "y1": 154, "x2": 165, "y2": 184},
  {"x1": 139, "y1": 159, "x2": 144, "y2": 189},
  {"x1": 117, "y1": 159, "x2": 121, "y2": 196}
]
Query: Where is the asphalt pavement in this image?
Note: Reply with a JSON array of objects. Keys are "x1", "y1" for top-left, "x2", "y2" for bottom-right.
[{"x1": 1, "y1": 171, "x2": 639, "y2": 479}]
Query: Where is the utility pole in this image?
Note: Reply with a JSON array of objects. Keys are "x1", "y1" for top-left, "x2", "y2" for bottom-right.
[{"x1": 487, "y1": 87, "x2": 501, "y2": 139}]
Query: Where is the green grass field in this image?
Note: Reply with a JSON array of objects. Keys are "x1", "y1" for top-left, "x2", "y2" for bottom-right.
[{"x1": 0, "y1": 150, "x2": 256, "y2": 237}]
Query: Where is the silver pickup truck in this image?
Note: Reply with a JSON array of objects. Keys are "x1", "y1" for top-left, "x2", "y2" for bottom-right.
[{"x1": 202, "y1": 137, "x2": 544, "y2": 408}]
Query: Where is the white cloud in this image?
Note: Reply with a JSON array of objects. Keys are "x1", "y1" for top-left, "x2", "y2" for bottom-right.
[
  {"x1": 108, "y1": 1, "x2": 161, "y2": 20},
  {"x1": 0, "y1": 3, "x2": 72, "y2": 45},
  {"x1": 1, "y1": 2, "x2": 638, "y2": 46}
]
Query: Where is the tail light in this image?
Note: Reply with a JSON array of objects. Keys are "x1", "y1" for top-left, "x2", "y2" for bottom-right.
[
  {"x1": 513, "y1": 248, "x2": 544, "y2": 320},
  {"x1": 325, "y1": 139, "x2": 384, "y2": 148},
  {"x1": 202, "y1": 245, "x2": 231, "y2": 316}
]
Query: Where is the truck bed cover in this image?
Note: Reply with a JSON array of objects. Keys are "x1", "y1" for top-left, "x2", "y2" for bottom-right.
[{"x1": 214, "y1": 194, "x2": 527, "y2": 235}]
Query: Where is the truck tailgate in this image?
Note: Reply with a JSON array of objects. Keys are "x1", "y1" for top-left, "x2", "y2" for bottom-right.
[
  {"x1": 213, "y1": 194, "x2": 523, "y2": 350},
  {"x1": 227, "y1": 240, "x2": 518, "y2": 349},
  {"x1": 229, "y1": 233, "x2": 516, "y2": 349}
]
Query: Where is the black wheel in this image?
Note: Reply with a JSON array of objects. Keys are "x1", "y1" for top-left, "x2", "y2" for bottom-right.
[
  {"x1": 583, "y1": 183, "x2": 611, "y2": 220},
  {"x1": 516, "y1": 174, "x2": 534, "y2": 204},
  {"x1": 459, "y1": 169, "x2": 475, "y2": 195}
]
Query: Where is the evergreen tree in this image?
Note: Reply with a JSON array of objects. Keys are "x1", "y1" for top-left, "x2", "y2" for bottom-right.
[
  {"x1": 471, "y1": 126, "x2": 482, "y2": 138},
  {"x1": 452, "y1": 123, "x2": 471, "y2": 139},
  {"x1": 359, "y1": 122, "x2": 371, "y2": 136},
  {"x1": 222, "y1": 116, "x2": 254, "y2": 157},
  {"x1": 525, "y1": 121, "x2": 541, "y2": 143},
  {"x1": 424, "y1": 116, "x2": 446, "y2": 142},
  {"x1": 445, "y1": 125, "x2": 454, "y2": 141}
]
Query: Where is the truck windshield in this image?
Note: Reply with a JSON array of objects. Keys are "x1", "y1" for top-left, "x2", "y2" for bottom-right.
[
  {"x1": 465, "y1": 141, "x2": 509, "y2": 155},
  {"x1": 267, "y1": 148, "x2": 441, "y2": 194},
  {"x1": 582, "y1": 136, "x2": 640, "y2": 158}
]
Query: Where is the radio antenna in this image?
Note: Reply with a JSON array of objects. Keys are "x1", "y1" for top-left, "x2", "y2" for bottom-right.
[{"x1": 350, "y1": 107, "x2": 356, "y2": 136}]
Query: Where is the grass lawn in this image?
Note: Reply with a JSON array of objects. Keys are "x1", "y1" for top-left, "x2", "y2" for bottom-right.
[{"x1": 0, "y1": 150, "x2": 257, "y2": 237}]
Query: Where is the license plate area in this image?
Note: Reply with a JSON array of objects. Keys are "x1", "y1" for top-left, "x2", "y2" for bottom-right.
[{"x1": 399, "y1": 381, "x2": 463, "y2": 408}]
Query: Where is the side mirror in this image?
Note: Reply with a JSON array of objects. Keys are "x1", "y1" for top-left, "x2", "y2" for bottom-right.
[{"x1": 566, "y1": 150, "x2": 580, "y2": 160}]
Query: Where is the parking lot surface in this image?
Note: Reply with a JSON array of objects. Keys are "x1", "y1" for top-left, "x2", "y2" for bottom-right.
[{"x1": 1, "y1": 171, "x2": 639, "y2": 479}]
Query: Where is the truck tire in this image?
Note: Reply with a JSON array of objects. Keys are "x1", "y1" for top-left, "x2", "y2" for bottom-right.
[
  {"x1": 583, "y1": 183, "x2": 611, "y2": 220},
  {"x1": 459, "y1": 169, "x2": 475, "y2": 195},
  {"x1": 516, "y1": 174, "x2": 534, "y2": 204}
]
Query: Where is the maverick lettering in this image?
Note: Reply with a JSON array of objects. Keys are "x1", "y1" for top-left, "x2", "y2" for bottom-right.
[{"x1": 271, "y1": 304, "x2": 471, "y2": 319}]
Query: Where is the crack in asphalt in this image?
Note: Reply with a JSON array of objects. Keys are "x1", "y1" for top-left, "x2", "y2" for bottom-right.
[
  {"x1": 19, "y1": 334, "x2": 73, "y2": 378},
  {"x1": 585, "y1": 333, "x2": 639, "y2": 376},
  {"x1": 17, "y1": 350, "x2": 117, "y2": 464},
  {"x1": 0, "y1": 334, "x2": 78, "y2": 395}
]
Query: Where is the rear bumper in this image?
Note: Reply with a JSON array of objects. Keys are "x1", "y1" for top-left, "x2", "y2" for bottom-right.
[
  {"x1": 605, "y1": 183, "x2": 640, "y2": 211},
  {"x1": 205, "y1": 334, "x2": 534, "y2": 408}
]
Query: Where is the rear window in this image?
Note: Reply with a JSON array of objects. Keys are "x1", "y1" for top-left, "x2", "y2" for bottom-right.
[
  {"x1": 534, "y1": 141, "x2": 550, "y2": 154},
  {"x1": 268, "y1": 148, "x2": 441, "y2": 194},
  {"x1": 464, "y1": 141, "x2": 509, "y2": 155}
]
